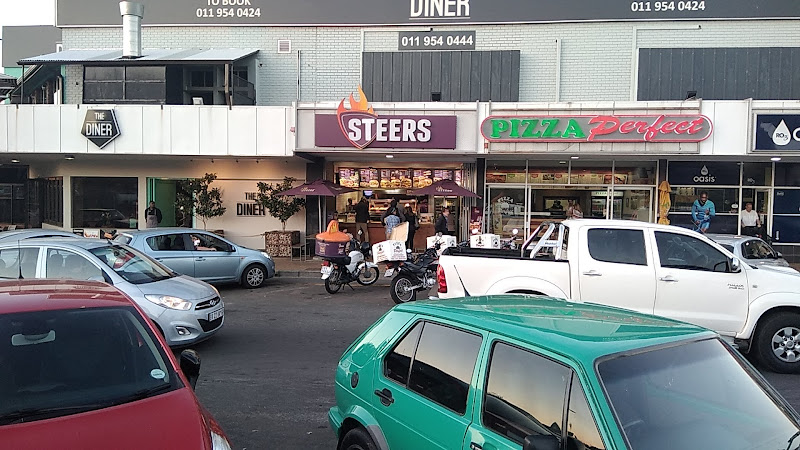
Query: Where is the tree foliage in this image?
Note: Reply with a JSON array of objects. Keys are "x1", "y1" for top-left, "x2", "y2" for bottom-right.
[
  {"x1": 175, "y1": 173, "x2": 227, "y2": 230},
  {"x1": 256, "y1": 177, "x2": 306, "y2": 232}
]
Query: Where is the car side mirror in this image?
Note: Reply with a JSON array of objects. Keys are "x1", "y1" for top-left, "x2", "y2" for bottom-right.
[
  {"x1": 730, "y1": 257, "x2": 742, "y2": 273},
  {"x1": 523, "y1": 435, "x2": 560, "y2": 450},
  {"x1": 776, "y1": 251, "x2": 783, "y2": 258},
  {"x1": 180, "y1": 349, "x2": 201, "y2": 390},
  {"x1": 228, "y1": 245, "x2": 235, "y2": 253}
]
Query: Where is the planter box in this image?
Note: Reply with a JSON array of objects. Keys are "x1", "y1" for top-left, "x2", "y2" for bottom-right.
[{"x1": 264, "y1": 230, "x2": 301, "y2": 258}]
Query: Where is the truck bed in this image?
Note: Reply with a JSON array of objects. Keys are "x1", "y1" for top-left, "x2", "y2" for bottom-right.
[{"x1": 443, "y1": 246, "x2": 565, "y2": 261}]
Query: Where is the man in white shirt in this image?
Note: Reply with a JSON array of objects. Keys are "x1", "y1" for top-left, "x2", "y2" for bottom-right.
[{"x1": 740, "y1": 202, "x2": 761, "y2": 236}]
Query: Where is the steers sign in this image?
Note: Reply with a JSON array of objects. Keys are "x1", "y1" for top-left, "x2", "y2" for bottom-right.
[
  {"x1": 481, "y1": 114, "x2": 713, "y2": 143},
  {"x1": 315, "y1": 86, "x2": 457, "y2": 149}
]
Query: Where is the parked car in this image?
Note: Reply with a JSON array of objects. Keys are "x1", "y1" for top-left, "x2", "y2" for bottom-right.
[
  {"x1": 330, "y1": 295, "x2": 800, "y2": 450},
  {"x1": 115, "y1": 228, "x2": 275, "y2": 288},
  {"x1": 0, "y1": 279, "x2": 232, "y2": 449},
  {"x1": 78, "y1": 208, "x2": 132, "y2": 229},
  {"x1": 437, "y1": 220, "x2": 800, "y2": 373},
  {"x1": 0, "y1": 229, "x2": 81, "y2": 242},
  {"x1": 0, "y1": 238, "x2": 224, "y2": 347},
  {"x1": 707, "y1": 233, "x2": 797, "y2": 272}
]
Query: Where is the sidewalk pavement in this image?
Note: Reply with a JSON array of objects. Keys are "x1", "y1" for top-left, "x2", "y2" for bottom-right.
[{"x1": 273, "y1": 256, "x2": 324, "y2": 278}]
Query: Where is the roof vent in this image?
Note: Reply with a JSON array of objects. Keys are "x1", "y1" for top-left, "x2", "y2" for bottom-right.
[
  {"x1": 120, "y1": 1, "x2": 144, "y2": 59},
  {"x1": 277, "y1": 40, "x2": 291, "y2": 54}
]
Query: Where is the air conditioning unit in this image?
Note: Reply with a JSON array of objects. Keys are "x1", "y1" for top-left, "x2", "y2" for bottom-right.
[{"x1": 277, "y1": 39, "x2": 291, "y2": 54}]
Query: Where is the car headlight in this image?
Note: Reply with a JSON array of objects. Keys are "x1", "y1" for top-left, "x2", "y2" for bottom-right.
[
  {"x1": 211, "y1": 431, "x2": 232, "y2": 450},
  {"x1": 144, "y1": 294, "x2": 192, "y2": 311},
  {"x1": 260, "y1": 251, "x2": 271, "y2": 259}
]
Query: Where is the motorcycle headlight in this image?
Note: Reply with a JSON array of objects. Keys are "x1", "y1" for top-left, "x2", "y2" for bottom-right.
[
  {"x1": 211, "y1": 431, "x2": 232, "y2": 450},
  {"x1": 144, "y1": 294, "x2": 192, "y2": 311}
]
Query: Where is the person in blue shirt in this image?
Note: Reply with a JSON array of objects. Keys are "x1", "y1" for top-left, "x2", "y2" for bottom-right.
[{"x1": 691, "y1": 191, "x2": 716, "y2": 233}]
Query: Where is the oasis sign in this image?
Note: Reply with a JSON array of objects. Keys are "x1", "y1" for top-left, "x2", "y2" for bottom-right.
[
  {"x1": 315, "y1": 87, "x2": 457, "y2": 149},
  {"x1": 481, "y1": 114, "x2": 713, "y2": 143}
]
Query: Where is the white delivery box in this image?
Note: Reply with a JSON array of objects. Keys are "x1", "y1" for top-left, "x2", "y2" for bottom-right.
[
  {"x1": 470, "y1": 233, "x2": 501, "y2": 249},
  {"x1": 427, "y1": 235, "x2": 457, "y2": 255},
  {"x1": 373, "y1": 240, "x2": 408, "y2": 264}
]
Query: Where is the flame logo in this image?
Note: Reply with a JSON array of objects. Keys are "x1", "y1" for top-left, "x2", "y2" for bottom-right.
[{"x1": 337, "y1": 85, "x2": 375, "y2": 116}]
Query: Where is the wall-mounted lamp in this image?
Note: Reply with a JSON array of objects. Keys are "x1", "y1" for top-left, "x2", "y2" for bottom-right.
[{"x1": 64, "y1": 155, "x2": 75, "y2": 160}]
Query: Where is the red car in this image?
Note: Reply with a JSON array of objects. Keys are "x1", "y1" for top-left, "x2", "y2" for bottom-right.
[{"x1": 0, "y1": 280, "x2": 232, "y2": 450}]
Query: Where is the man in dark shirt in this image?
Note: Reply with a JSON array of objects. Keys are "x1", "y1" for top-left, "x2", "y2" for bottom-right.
[
  {"x1": 435, "y1": 207, "x2": 451, "y2": 235},
  {"x1": 354, "y1": 197, "x2": 371, "y2": 243}
]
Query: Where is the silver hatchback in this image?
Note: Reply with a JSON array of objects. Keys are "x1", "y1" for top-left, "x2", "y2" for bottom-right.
[
  {"x1": 0, "y1": 238, "x2": 224, "y2": 347},
  {"x1": 115, "y1": 228, "x2": 275, "y2": 288},
  {"x1": 707, "y1": 233, "x2": 797, "y2": 273}
]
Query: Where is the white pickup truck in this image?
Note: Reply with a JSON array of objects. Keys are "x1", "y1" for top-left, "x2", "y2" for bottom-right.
[{"x1": 437, "y1": 219, "x2": 800, "y2": 373}]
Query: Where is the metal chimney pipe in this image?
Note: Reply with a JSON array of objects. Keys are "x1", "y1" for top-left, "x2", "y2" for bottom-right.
[{"x1": 119, "y1": 1, "x2": 144, "y2": 58}]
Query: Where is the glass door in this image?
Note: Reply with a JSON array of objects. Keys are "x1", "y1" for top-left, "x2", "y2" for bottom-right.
[
  {"x1": 487, "y1": 187, "x2": 527, "y2": 238},
  {"x1": 615, "y1": 187, "x2": 654, "y2": 222}
]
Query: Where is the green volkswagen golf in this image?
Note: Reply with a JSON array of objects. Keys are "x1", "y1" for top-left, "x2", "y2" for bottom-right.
[{"x1": 329, "y1": 295, "x2": 800, "y2": 450}]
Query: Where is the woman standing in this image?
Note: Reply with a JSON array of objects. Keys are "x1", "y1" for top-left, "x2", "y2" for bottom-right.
[
  {"x1": 381, "y1": 199, "x2": 405, "y2": 239},
  {"x1": 567, "y1": 200, "x2": 584, "y2": 219}
]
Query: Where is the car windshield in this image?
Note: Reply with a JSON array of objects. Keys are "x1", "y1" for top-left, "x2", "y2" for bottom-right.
[
  {"x1": 598, "y1": 338, "x2": 800, "y2": 450},
  {"x1": 90, "y1": 245, "x2": 174, "y2": 284},
  {"x1": 113, "y1": 234, "x2": 132, "y2": 245},
  {"x1": 720, "y1": 243, "x2": 735, "y2": 253},
  {"x1": 0, "y1": 307, "x2": 180, "y2": 425},
  {"x1": 742, "y1": 240, "x2": 777, "y2": 260}
]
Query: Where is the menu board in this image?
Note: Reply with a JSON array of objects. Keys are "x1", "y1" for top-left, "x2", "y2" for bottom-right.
[
  {"x1": 338, "y1": 168, "x2": 359, "y2": 188},
  {"x1": 379, "y1": 169, "x2": 392, "y2": 188},
  {"x1": 454, "y1": 170, "x2": 463, "y2": 186},
  {"x1": 433, "y1": 169, "x2": 454, "y2": 183},
  {"x1": 359, "y1": 168, "x2": 379, "y2": 188},
  {"x1": 413, "y1": 169, "x2": 433, "y2": 188}
]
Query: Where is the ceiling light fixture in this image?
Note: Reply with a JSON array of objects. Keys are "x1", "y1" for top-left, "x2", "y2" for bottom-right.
[
  {"x1": 559, "y1": 161, "x2": 567, "y2": 164},
  {"x1": 64, "y1": 155, "x2": 75, "y2": 160},
  {"x1": 771, "y1": 157, "x2": 782, "y2": 162},
  {"x1": 570, "y1": 156, "x2": 579, "y2": 160},
  {"x1": 10, "y1": 159, "x2": 20, "y2": 163},
  {"x1": 385, "y1": 154, "x2": 394, "y2": 159}
]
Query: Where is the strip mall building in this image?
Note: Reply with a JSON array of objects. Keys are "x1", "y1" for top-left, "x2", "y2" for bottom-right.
[{"x1": 1, "y1": 0, "x2": 799, "y2": 259}]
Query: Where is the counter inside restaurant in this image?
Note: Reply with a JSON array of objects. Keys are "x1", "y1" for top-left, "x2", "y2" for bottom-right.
[{"x1": 338, "y1": 220, "x2": 434, "y2": 251}]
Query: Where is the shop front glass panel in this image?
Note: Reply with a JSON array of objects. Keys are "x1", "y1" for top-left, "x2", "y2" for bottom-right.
[
  {"x1": 668, "y1": 187, "x2": 739, "y2": 234},
  {"x1": 613, "y1": 161, "x2": 658, "y2": 186},
  {"x1": 741, "y1": 188, "x2": 771, "y2": 233},
  {"x1": 774, "y1": 189, "x2": 800, "y2": 243},
  {"x1": 485, "y1": 160, "x2": 528, "y2": 184},
  {"x1": 742, "y1": 162, "x2": 772, "y2": 187},
  {"x1": 775, "y1": 163, "x2": 800, "y2": 187},
  {"x1": 488, "y1": 187, "x2": 527, "y2": 237},
  {"x1": 568, "y1": 160, "x2": 613, "y2": 185},
  {"x1": 72, "y1": 177, "x2": 138, "y2": 229},
  {"x1": 617, "y1": 188, "x2": 653, "y2": 222},
  {"x1": 528, "y1": 161, "x2": 569, "y2": 185}
]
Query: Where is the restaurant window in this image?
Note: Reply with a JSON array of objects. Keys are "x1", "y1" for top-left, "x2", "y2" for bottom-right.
[
  {"x1": 775, "y1": 163, "x2": 800, "y2": 187},
  {"x1": 569, "y1": 161, "x2": 613, "y2": 185},
  {"x1": 43, "y1": 177, "x2": 63, "y2": 227},
  {"x1": 613, "y1": 161, "x2": 657, "y2": 185},
  {"x1": 742, "y1": 163, "x2": 772, "y2": 187},
  {"x1": 71, "y1": 177, "x2": 137, "y2": 229},
  {"x1": 486, "y1": 161, "x2": 528, "y2": 184}
]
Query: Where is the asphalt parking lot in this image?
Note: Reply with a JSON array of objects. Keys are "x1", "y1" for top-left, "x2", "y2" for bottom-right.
[{"x1": 188, "y1": 277, "x2": 800, "y2": 450}]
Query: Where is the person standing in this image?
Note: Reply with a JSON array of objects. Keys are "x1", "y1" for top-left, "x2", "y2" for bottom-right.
[
  {"x1": 445, "y1": 206, "x2": 456, "y2": 236},
  {"x1": 436, "y1": 207, "x2": 455, "y2": 236},
  {"x1": 144, "y1": 201, "x2": 162, "y2": 228},
  {"x1": 691, "y1": 191, "x2": 715, "y2": 234},
  {"x1": 567, "y1": 199, "x2": 584, "y2": 219},
  {"x1": 405, "y1": 203, "x2": 419, "y2": 251},
  {"x1": 740, "y1": 202, "x2": 761, "y2": 236},
  {"x1": 354, "y1": 197, "x2": 371, "y2": 243},
  {"x1": 381, "y1": 199, "x2": 405, "y2": 240}
]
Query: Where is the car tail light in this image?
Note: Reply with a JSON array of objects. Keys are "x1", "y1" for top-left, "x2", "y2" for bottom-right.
[
  {"x1": 437, "y1": 265, "x2": 447, "y2": 293},
  {"x1": 322, "y1": 261, "x2": 330, "y2": 266}
]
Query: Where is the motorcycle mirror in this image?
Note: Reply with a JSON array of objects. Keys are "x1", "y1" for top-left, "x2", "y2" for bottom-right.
[
  {"x1": 407, "y1": 249, "x2": 412, "y2": 253},
  {"x1": 512, "y1": 228, "x2": 519, "y2": 236},
  {"x1": 471, "y1": 228, "x2": 480, "y2": 235}
]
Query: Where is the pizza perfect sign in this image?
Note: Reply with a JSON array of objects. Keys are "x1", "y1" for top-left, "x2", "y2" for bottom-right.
[{"x1": 481, "y1": 114, "x2": 713, "y2": 143}]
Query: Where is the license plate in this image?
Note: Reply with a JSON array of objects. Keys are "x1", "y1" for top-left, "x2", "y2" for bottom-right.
[
  {"x1": 208, "y1": 309, "x2": 224, "y2": 321},
  {"x1": 321, "y1": 266, "x2": 332, "y2": 275}
]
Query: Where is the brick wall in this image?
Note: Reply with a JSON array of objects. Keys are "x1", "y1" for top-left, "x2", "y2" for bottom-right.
[{"x1": 62, "y1": 19, "x2": 800, "y2": 105}]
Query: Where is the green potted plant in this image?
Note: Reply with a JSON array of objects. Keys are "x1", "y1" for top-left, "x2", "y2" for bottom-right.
[
  {"x1": 175, "y1": 173, "x2": 227, "y2": 231},
  {"x1": 256, "y1": 177, "x2": 306, "y2": 257}
]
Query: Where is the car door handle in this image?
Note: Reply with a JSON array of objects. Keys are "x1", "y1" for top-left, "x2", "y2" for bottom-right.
[
  {"x1": 659, "y1": 275, "x2": 678, "y2": 282},
  {"x1": 582, "y1": 270, "x2": 602, "y2": 277},
  {"x1": 374, "y1": 388, "x2": 394, "y2": 406},
  {"x1": 195, "y1": 257, "x2": 206, "y2": 262},
  {"x1": 470, "y1": 443, "x2": 483, "y2": 450}
]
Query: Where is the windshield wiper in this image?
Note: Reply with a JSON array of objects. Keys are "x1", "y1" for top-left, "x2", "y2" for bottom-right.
[
  {"x1": 0, "y1": 404, "x2": 106, "y2": 425},
  {"x1": 112, "y1": 383, "x2": 174, "y2": 405}
]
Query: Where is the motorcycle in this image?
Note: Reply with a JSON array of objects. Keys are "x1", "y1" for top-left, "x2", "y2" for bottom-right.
[
  {"x1": 320, "y1": 237, "x2": 380, "y2": 294},
  {"x1": 388, "y1": 242, "x2": 442, "y2": 304}
]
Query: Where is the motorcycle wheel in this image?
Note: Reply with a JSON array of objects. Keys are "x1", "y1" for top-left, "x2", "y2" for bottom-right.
[
  {"x1": 391, "y1": 275, "x2": 417, "y2": 304},
  {"x1": 357, "y1": 265, "x2": 380, "y2": 286},
  {"x1": 324, "y1": 269, "x2": 343, "y2": 294}
]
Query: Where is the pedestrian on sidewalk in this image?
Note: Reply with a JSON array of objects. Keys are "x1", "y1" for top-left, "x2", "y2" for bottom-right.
[
  {"x1": 692, "y1": 191, "x2": 715, "y2": 234},
  {"x1": 354, "y1": 197, "x2": 370, "y2": 243}
]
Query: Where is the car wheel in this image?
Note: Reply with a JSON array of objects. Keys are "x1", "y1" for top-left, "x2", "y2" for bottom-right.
[
  {"x1": 241, "y1": 264, "x2": 267, "y2": 288},
  {"x1": 339, "y1": 427, "x2": 378, "y2": 450},
  {"x1": 390, "y1": 275, "x2": 417, "y2": 304},
  {"x1": 755, "y1": 312, "x2": 800, "y2": 374}
]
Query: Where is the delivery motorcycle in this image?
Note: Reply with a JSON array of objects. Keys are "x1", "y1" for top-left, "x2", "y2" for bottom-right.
[
  {"x1": 388, "y1": 242, "x2": 442, "y2": 304},
  {"x1": 321, "y1": 237, "x2": 380, "y2": 294}
]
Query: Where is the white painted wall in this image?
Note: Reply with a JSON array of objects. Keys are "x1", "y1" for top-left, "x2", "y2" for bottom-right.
[{"x1": 0, "y1": 104, "x2": 294, "y2": 157}]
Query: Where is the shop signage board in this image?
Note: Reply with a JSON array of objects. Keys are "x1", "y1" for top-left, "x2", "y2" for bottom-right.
[
  {"x1": 81, "y1": 109, "x2": 120, "y2": 149},
  {"x1": 481, "y1": 114, "x2": 712, "y2": 143},
  {"x1": 754, "y1": 114, "x2": 800, "y2": 152},
  {"x1": 236, "y1": 192, "x2": 266, "y2": 217},
  {"x1": 315, "y1": 86, "x2": 457, "y2": 150},
  {"x1": 57, "y1": 0, "x2": 800, "y2": 27},
  {"x1": 667, "y1": 161, "x2": 740, "y2": 186},
  {"x1": 398, "y1": 31, "x2": 476, "y2": 51}
]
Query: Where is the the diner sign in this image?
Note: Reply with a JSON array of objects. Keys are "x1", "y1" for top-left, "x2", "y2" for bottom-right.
[
  {"x1": 481, "y1": 114, "x2": 713, "y2": 143},
  {"x1": 81, "y1": 109, "x2": 120, "y2": 149},
  {"x1": 315, "y1": 86, "x2": 457, "y2": 150}
]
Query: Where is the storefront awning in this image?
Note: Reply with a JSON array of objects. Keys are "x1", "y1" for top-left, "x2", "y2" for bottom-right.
[{"x1": 19, "y1": 48, "x2": 259, "y2": 65}]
